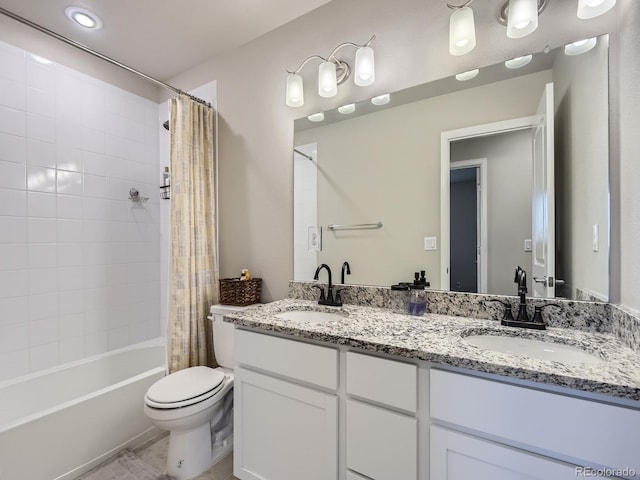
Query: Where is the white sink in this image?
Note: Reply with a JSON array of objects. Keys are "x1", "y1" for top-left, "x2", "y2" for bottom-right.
[
  {"x1": 463, "y1": 334, "x2": 603, "y2": 365},
  {"x1": 275, "y1": 310, "x2": 345, "y2": 324}
]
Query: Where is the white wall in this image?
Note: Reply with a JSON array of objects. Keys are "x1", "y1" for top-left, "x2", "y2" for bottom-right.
[
  {"x1": 0, "y1": 40, "x2": 161, "y2": 382},
  {"x1": 167, "y1": 0, "x2": 615, "y2": 302},
  {"x1": 293, "y1": 143, "x2": 318, "y2": 281}
]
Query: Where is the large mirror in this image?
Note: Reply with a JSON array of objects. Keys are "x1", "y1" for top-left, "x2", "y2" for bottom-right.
[{"x1": 293, "y1": 35, "x2": 610, "y2": 301}]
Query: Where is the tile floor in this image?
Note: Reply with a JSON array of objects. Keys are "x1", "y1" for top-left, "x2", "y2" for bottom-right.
[{"x1": 134, "y1": 434, "x2": 240, "y2": 480}]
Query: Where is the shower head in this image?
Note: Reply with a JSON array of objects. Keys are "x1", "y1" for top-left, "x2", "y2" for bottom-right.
[{"x1": 163, "y1": 120, "x2": 169, "y2": 131}]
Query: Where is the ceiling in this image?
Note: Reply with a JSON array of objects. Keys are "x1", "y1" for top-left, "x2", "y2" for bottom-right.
[{"x1": 0, "y1": 0, "x2": 333, "y2": 81}]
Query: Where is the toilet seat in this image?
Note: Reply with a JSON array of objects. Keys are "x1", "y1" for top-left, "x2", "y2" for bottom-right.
[{"x1": 145, "y1": 366, "x2": 226, "y2": 409}]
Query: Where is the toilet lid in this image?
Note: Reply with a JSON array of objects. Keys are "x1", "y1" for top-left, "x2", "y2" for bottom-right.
[{"x1": 146, "y1": 366, "x2": 225, "y2": 405}]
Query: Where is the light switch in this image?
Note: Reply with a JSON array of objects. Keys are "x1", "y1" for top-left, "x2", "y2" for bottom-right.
[
  {"x1": 593, "y1": 224, "x2": 599, "y2": 252},
  {"x1": 524, "y1": 239, "x2": 532, "y2": 252},
  {"x1": 424, "y1": 236, "x2": 437, "y2": 251}
]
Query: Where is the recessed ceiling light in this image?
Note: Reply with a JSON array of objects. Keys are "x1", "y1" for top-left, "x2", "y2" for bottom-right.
[
  {"x1": 455, "y1": 69, "x2": 479, "y2": 81},
  {"x1": 65, "y1": 6, "x2": 103, "y2": 30},
  {"x1": 564, "y1": 38, "x2": 597, "y2": 56},
  {"x1": 307, "y1": 112, "x2": 325, "y2": 122},
  {"x1": 338, "y1": 104, "x2": 356, "y2": 115},
  {"x1": 371, "y1": 93, "x2": 390, "y2": 106},
  {"x1": 504, "y1": 54, "x2": 533, "y2": 69}
]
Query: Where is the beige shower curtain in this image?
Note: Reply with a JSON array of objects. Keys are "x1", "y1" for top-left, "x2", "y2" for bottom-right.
[{"x1": 168, "y1": 94, "x2": 219, "y2": 373}]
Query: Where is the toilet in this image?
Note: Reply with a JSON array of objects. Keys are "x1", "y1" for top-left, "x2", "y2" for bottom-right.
[{"x1": 144, "y1": 304, "x2": 250, "y2": 480}]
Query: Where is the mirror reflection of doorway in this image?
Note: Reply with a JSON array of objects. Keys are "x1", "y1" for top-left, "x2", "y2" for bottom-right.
[{"x1": 450, "y1": 166, "x2": 479, "y2": 292}]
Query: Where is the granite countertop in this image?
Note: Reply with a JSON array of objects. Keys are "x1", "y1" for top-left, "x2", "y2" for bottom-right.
[{"x1": 224, "y1": 298, "x2": 640, "y2": 402}]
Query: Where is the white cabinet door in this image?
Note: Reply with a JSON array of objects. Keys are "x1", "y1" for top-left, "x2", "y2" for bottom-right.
[
  {"x1": 431, "y1": 426, "x2": 615, "y2": 480},
  {"x1": 234, "y1": 367, "x2": 338, "y2": 480}
]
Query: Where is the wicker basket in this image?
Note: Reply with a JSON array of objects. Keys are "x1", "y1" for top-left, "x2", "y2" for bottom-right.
[{"x1": 219, "y1": 278, "x2": 262, "y2": 306}]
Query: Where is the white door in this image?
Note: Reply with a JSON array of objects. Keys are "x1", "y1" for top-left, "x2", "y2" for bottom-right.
[
  {"x1": 234, "y1": 367, "x2": 338, "y2": 480},
  {"x1": 531, "y1": 83, "x2": 555, "y2": 298},
  {"x1": 430, "y1": 426, "x2": 612, "y2": 479}
]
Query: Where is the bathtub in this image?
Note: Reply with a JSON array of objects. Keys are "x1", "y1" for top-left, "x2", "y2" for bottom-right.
[{"x1": 0, "y1": 339, "x2": 166, "y2": 480}]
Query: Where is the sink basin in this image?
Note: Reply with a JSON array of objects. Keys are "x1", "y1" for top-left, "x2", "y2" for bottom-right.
[
  {"x1": 275, "y1": 310, "x2": 345, "y2": 324},
  {"x1": 463, "y1": 334, "x2": 603, "y2": 365}
]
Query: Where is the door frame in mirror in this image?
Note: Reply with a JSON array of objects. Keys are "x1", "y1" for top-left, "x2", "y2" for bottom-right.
[{"x1": 440, "y1": 116, "x2": 537, "y2": 292}]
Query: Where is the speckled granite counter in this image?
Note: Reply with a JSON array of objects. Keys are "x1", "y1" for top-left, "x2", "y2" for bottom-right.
[{"x1": 224, "y1": 298, "x2": 640, "y2": 402}]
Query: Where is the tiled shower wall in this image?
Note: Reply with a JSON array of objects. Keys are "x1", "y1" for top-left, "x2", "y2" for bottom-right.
[{"x1": 0, "y1": 40, "x2": 161, "y2": 382}]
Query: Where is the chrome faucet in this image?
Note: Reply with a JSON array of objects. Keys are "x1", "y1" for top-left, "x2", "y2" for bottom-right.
[{"x1": 313, "y1": 264, "x2": 342, "y2": 307}]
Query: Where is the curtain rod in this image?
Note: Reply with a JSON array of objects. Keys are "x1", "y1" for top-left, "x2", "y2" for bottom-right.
[{"x1": 0, "y1": 6, "x2": 211, "y2": 108}]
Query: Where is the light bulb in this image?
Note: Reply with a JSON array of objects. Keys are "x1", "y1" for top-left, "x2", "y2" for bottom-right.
[
  {"x1": 318, "y1": 62, "x2": 337, "y2": 98},
  {"x1": 355, "y1": 47, "x2": 375, "y2": 86},
  {"x1": 507, "y1": 0, "x2": 538, "y2": 39},
  {"x1": 449, "y1": 7, "x2": 476, "y2": 56},
  {"x1": 285, "y1": 73, "x2": 304, "y2": 107}
]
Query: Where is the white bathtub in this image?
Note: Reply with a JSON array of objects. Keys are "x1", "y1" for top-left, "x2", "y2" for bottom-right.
[{"x1": 0, "y1": 339, "x2": 166, "y2": 480}]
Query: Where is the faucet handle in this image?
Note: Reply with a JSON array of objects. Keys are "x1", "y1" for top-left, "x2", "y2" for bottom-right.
[
  {"x1": 484, "y1": 299, "x2": 514, "y2": 321},
  {"x1": 532, "y1": 303, "x2": 561, "y2": 324},
  {"x1": 335, "y1": 288, "x2": 344, "y2": 305},
  {"x1": 312, "y1": 285, "x2": 326, "y2": 301}
]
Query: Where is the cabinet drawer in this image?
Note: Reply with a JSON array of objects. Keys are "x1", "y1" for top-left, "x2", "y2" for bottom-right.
[
  {"x1": 346, "y1": 400, "x2": 417, "y2": 480},
  {"x1": 235, "y1": 329, "x2": 338, "y2": 390},
  {"x1": 346, "y1": 351, "x2": 417, "y2": 412},
  {"x1": 430, "y1": 369, "x2": 640, "y2": 472}
]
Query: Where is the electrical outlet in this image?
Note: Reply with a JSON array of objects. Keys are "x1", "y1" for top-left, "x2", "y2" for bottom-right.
[
  {"x1": 593, "y1": 224, "x2": 599, "y2": 252},
  {"x1": 424, "y1": 236, "x2": 437, "y2": 251},
  {"x1": 524, "y1": 239, "x2": 532, "y2": 252}
]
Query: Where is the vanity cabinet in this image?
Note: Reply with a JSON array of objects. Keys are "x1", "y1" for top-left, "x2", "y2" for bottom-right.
[
  {"x1": 345, "y1": 352, "x2": 418, "y2": 480},
  {"x1": 233, "y1": 330, "x2": 339, "y2": 480},
  {"x1": 429, "y1": 369, "x2": 639, "y2": 479}
]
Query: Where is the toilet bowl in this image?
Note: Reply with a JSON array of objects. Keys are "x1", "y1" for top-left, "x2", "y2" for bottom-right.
[{"x1": 144, "y1": 304, "x2": 253, "y2": 480}]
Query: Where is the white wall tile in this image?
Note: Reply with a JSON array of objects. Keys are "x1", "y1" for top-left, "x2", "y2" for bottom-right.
[
  {"x1": 82, "y1": 197, "x2": 107, "y2": 220},
  {"x1": 108, "y1": 326, "x2": 128, "y2": 350},
  {"x1": 57, "y1": 170, "x2": 82, "y2": 196},
  {"x1": 0, "y1": 296, "x2": 28, "y2": 325},
  {"x1": 56, "y1": 70, "x2": 83, "y2": 98},
  {"x1": 58, "y1": 266, "x2": 84, "y2": 292},
  {"x1": 0, "y1": 132, "x2": 27, "y2": 164},
  {"x1": 28, "y1": 192, "x2": 56, "y2": 218},
  {"x1": 59, "y1": 336, "x2": 84, "y2": 362},
  {"x1": 0, "y1": 189, "x2": 26, "y2": 218},
  {"x1": 58, "y1": 244, "x2": 84, "y2": 267},
  {"x1": 29, "y1": 292, "x2": 58, "y2": 321},
  {"x1": 56, "y1": 144, "x2": 82, "y2": 172},
  {"x1": 0, "y1": 105, "x2": 26, "y2": 137},
  {"x1": 104, "y1": 115, "x2": 125, "y2": 139},
  {"x1": 57, "y1": 195, "x2": 83, "y2": 219},
  {"x1": 26, "y1": 113, "x2": 55, "y2": 143},
  {"x1": 82, "y1": 104, "x2": 104, "y2": 131},
  {"x1": 28, "y1": 218, "x2": 57, "y2": 243},
  {"x1": 27, "y1": 139, "x2": 56, "y2": 168},
  {"x1": 0, "y1": 160, "x2": 26, "y2": 189},
  {"x1": 83, "y1": 174, "x2": 106, "y2": 198},
  {"x1": 26, "y1": 87, "x2": 55, "y2": 118},
  {"x1": 105, "y1": 156, "x2": 126, "y2": 179},
  {"x1": 29, "y1": 267, "x2": 58, "y2": 295},
  {"x1": 85, "y1": 308, "x2": 108, "y2": 334},
  {"x1": 0, "y1": 48, "x2": 25, "y2": 83},
  {"x1": 29, "y1": 316, "x2": 59, "y2": 346},
  {"x1": 82, "y1": 150, "x2": 106, "y2": 176},
  {"x1": 56, "y1": 98, "x2": 82, "y2": 124},
  {"x1": 83, "y1": 264, "x2": 108, "y2": 289},
  {"x1": 0, "y1": 323, "x2": 28, "y2": 353},
  {"x1": 30, "y1": 342, "x2": 59, "y2": 371},
  {"x1": 57, "y1": 219, "x2": 83, "y2": 243},
  {"x1": 0, "y1": 349, "x2": 30, "y2": 382},
  {"x1": 129, "y1": 321, "x2": 149, "y2": 344},
  {"x1": 27, "y1": 165, "x2": 56, "y2": 193},
  {"x1": 0, "y1": 244, "x2": 28, "y2": 271},
  {"x1": 0, "y1": 77, "x2": 26, "y2": 110},
  {"x1": 28, "y1": 244, "x2": 57, "y2": 268},
  {"x1": 26, "y1": 59, "x2": 54, "y2": 93},
  {"x1": 82, "y1": 127, "x2": 104, "y2": 153},
  {"x1": 58, "y1": 290, "x2": 84, "y2": 315},
  {"x1": 84, "y1": 244, "x2": 109, "y2": 265},
  {"x1": 85, "y1": 331, "x2": 107, "y2": 355},
  {"x1": 0, "y1": 269, "x2": 28, "y2": 298}
]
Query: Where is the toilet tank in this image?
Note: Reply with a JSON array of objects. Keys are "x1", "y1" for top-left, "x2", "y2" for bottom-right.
[{"x1": 209, "y1": 304, "x2": 256, "y2": 368}]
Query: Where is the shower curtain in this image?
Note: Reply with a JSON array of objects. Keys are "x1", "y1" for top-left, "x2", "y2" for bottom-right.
[{"x1": 168, "y1": 94, "x2": 219, "y2": 373}]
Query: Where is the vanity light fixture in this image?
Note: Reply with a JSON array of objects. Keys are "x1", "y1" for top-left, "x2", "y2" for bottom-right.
[
  {"x1": 285, "y1": 35, "x2": 376, "y2": 107},
  {"x1": 577, "y1": 0, "x2": 616, "y2": 19},
  {"x1": 448, "y1": 0, "x2": 476, "y2": 56},
  {"x1": 564, "y1": 37, "x2": 597, "y2": 55},
  {"x1": 307, "y1": 112, "x2": 325, "y2": 122},
  {"x1": 64, "y1": 6, "x2": 103, "y2": 30},
  {"x1": 338, "y1": 103, "x2": 356, "y2": 114},
  {"x1": 371, "y1": 93, "x2": 390, "y2": 106},
  {"x1": 504, "y1": 54, "x2": 533, "y2": 69},
  {"x1": 506, "y1": 0, "x2": 539, "y2": 38},
  {"x1": 455, "y1": 69, "x2": 479, "y2": 81}
]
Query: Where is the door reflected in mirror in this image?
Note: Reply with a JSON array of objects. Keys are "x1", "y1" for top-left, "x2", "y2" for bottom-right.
[{"x1": 293, "y1": 35, "x2": 610, "y2": 302}]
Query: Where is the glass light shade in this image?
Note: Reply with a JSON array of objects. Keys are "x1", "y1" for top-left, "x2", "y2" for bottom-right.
[
  {"x1": 285, "y1": 73, "x2": 304, "y2": 107},
  {"x1": 371, "y1": 93, "x2": 390, "y2": 106},
  {"x1": 449, "y1": 7, "x2": 476, "y2": 56},
  {"x1": 504, "y1": 54, "x2": 533, "y2": 69},
  {"x1": 577, "y1": 0, "x2": 616, "y2": 19},
  {"x1": 338, "y1": 103, "x2": 356, "y2": 114},
  {"x1": 507, "y1": 0, "x2": 538, "y2": 39},
  {"x1": 354, "y1": 46, "x2": 375, "y2": 86},
  {"x1": 307, "y1": 112, "x2": 325, "y2": 122},
  {"x1": 318, "y1": 61, "x2": 338, "y2": 98},
  {"x1": 564, "y1": 38, "x2": 597, "y2": 56},
  {"x1": 455, "y1": 69, "x2": 479, "y2": 81}
]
